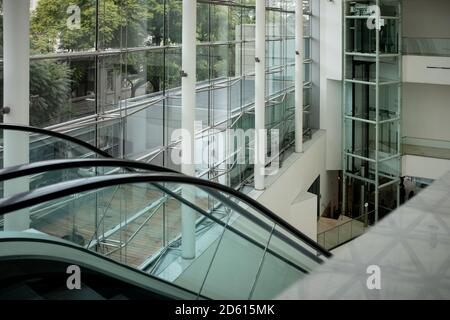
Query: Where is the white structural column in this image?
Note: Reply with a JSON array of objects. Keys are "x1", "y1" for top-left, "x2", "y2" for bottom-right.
[
  {"x1": 295, "y1": 0, "x2": 304, "y2": 153},
  {"x1": 180, "y1": 0, "x2": 197, "y2": 259},
  {"x1": 3, "y1": 0, "x2": 31, "y2": 231},
  {"x1": 254, "y1": 0, "x2": 266, "y2": 191}
]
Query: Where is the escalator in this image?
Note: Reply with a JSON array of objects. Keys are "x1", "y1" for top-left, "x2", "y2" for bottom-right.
[
  {"x1": 0, "y1": 124, "x2": 331, "y2": 300},
  {"x1": 0, "y1": 232, "x2": 203, "y2": 300}
]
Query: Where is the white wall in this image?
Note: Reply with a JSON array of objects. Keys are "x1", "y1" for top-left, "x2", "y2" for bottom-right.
[
  {"x1": 402, "y1": 155, "x2": 450, "y2": 180},
  {"x1": 403, "y1": 0, "x2": 450, "y2": 38},
  {"x1": 320, "y1": 0, "x2": 342, "y2": 171},
  {"x1": 289, "y1": 192, "x2": 317, "y2": 240},
  {"x1": 403, "y1": 83, "x2": 450, "y2": 141},
  {"x1": 250, "y1": 131, "x2": 328, "y2": 238},
  {"x1": 403, "y1": 56, "x2": 450, "y2": 86},
  {"x1": 319, "y1": 0, "x2": 342, "y2": 81},
  {"x1": 321, "y1": 170, "x2": 340, "y2": 216},
  {"x1": 402, "y1": 0, "x2": 450, "y2": 179},
  {"x1": 322, "y1": 80, "x2": 342, "y2": 170}
]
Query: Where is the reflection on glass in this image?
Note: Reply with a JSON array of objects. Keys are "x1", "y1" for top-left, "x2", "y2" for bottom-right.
[{"x1": 0, "y1": 0, "x2": 315, "y2": 190}]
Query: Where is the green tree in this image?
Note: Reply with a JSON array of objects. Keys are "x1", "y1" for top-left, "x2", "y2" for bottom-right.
[
  {"x1": 0, "y1": 5, "x2": 71, "y2": 127},
  {"x1": 29, "y1": 0, "x2": 176, "y2": 97},
  {"x1": 30, "y1": 0, "x2": 171, "y2": 53},
  {"x1": 29, "y1": 61, "x2": 73, "y2": 127},
  {"x1": 8, "y1": 1, "x2": 254, "y2": 127}
]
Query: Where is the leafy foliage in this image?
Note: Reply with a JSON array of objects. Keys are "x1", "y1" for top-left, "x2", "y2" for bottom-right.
[
  {"x1": 29, "y1": 61, "x2": 73, "y2": 127},
  {"x1": 30, "y1": 0, "x2": 171, "y2": 52},
  {"x1": 1, "y1": 1, "x2": 257, "y2": 126}
]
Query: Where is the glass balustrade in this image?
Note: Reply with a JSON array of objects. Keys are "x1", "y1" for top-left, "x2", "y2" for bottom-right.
[
  {"x1": 402, "y1": 137, "x2": 450, "y2": 160},
  {"x1": 317, "y1": 211, "x2": 374, "y2": 250},
  {"x1": 0, "y1": 123, "x2": 329, "y2": 299},
  {"x1": 403, "y1": 37, "x2": 450, "y2": 57},
  {"x1": 0, "y1": 125, "x2": 107, "y2": 170},
  {"x1": 0, "y1": 174, "x2": 326, "y2": 299}
]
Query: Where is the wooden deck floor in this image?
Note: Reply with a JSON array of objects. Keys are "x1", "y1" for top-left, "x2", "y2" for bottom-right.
[{"x1": 32, "y1": 184, "x2": 210, "y2": 268}]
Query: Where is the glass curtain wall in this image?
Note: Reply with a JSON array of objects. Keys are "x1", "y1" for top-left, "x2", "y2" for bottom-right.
[
  {"x1": 342, "y1": 0, "x2": 402, "y2": 223},
  {"x1": 0, "y1": 0, "x2": 314, "y2": 190}
]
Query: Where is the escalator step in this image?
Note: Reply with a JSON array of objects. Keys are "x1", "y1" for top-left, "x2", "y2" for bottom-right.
[
  {"x1": 0, "y1": 283, "x2": 43, "y2": 300},
  {"x1": 44, "y1": 285, "x2": 105, "y2": 300}
]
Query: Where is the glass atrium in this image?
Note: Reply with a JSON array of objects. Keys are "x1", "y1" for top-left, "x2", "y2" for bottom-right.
[{"x1": 0, "y1": 0, "x2": 317, "y2": 189}]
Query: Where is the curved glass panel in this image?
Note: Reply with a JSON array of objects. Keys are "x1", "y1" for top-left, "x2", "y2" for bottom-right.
[
  {"x1": 0, "y1": 126, "x2": 107, "y2": 170},
  {"x1": 0, "y1": 177, "x2": 325, "y2": 299}
]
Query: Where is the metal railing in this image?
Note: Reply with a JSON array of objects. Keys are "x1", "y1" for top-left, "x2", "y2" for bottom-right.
[
  {"x1": 402, "y1": 136, "x2": 450, "y2": 160},
  {"x1": 317, "y1": 210, "x2": 375, "y2": 251},
  {"x1": 403, "y1": 37, "x2": 450, "y2": 57}
]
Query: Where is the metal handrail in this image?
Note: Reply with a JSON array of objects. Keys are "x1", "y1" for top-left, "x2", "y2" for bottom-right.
[
  {"x1": 0, "y1": 173, "x2": 323, "y2": 271},
  {"x1": 0, "y1": 124, "x2": 330, "y2": 258},
  {"x1": 318, "y1": 211, "x2": 374, "y2": 250},
  {"x1": 1, "y1": 124, "x2": 332, "y2": 262},
  {"x1": 0, "y1": 159, "x2": 331, "y2": 259},
  {"x1": 318, "y1": 214, "x2": 367, "y2": 237},
  {"x1": 0, "y1": 123, "x2": 112, "y2": 159},
  {"x1": 0, "y1": 233, "x2": 207, "y2": 300}
]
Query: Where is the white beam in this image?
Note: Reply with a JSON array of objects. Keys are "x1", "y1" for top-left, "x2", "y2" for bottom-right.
[
  {"x1": 181, "y1": 0, "x2": 197, "y2": 259},
  {"x1": 3, "y1": 0, "x2": 31, "y2": 231},
  {"x1": 295, "y1": 0, "x2": 304, "y2": 153},
  {"x1": 254, "y1": 0, "x2": 266, "y2": 191}
]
